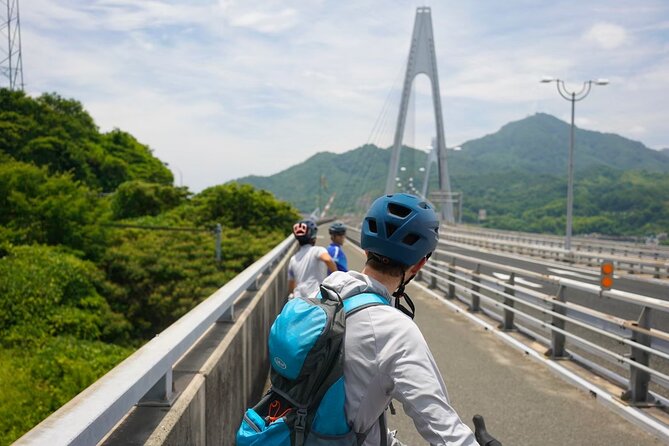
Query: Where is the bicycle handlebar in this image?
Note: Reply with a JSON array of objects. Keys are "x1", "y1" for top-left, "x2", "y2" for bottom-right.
[{"x1": 473, "y1": 415, "x2": 502, "y2": 446}]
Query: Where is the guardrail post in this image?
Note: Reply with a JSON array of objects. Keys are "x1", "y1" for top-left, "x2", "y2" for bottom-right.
[
  {"x1": 248, "y1": 274, "x2": 261, "y2": 291},
  {"x1": 500, "y1": 273, "x2": 515, "y2": 331},
  {"x1": 447, "y1": 259, "x2": 456, "y2": 299},
  {"x1": 429, "y1": 267, "x2": 438, "y2": 289},
  {"x1": 622, "y1": 306, "x2": 653, "y2": 405},
  {"x1": 545, "y1": 285, "x2": 568, "y2": 359},
  {"x1": 219, "y1": 303, "x2": 235, "y2": 322},
  {"x1": 138, "y1": 369, "x2": 176, "y2": 406},
  {"x1": 469, "y1": 264, "x2": 481, "y2": 312},
  {"x1": 215, "y1": 223, "x2": 222, "y2": 265}
]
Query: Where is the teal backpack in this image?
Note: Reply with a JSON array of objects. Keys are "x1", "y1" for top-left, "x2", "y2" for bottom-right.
[{"x1": 236, "y1": 286, "x2": 389, "y2": 446}]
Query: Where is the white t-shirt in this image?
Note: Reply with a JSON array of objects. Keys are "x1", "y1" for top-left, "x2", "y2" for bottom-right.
[{"x1": 288, "y1": 245, "x2": 329, "y2": 298}]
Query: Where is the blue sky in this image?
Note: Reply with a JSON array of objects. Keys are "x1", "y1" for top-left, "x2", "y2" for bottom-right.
[{"x1": 16, "y1": 0, "x2": 669, "y2": 191}]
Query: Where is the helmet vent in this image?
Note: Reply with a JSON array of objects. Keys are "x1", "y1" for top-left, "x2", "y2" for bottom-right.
[
  {"x1": 418, "y1": 201, "x2": 430, "y2": 209},
  {"x1": 385, "y1": 223, "x2": 398, "y2": 237},
  {"x1": 402, "y1": 233, "x2": 420, "y2": 246},
  {"x1": 367, "y1": 218, "x2": 378, "y2": 233},
  {"x1": 388, "y1": 203, "x2": 411, "y2": 218}
]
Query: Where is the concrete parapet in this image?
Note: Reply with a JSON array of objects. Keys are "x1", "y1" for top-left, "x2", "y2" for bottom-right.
[{"x1": 101, "y1": 245, "x2": 294, "y2": 446}]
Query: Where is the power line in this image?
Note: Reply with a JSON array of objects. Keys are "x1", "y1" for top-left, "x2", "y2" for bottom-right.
[{"x1": 103, "y1": 223, "x2": 212, "y2": 233}]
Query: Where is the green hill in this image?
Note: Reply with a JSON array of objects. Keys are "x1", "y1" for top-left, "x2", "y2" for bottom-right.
[
  {"x1": 237, "y1": 113, "x2": 669, "y2": 236},
  {"x1": 451, "y1": 113, "x2": 669, "y2": 175},
  {"x1": 0, "y1": 88, "x2": 299, "y2": 443},
  {"x1": 0, "y1": 89, "x2": 173, "y2": 191}
]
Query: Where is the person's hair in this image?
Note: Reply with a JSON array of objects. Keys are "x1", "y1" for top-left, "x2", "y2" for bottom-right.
[
  {"x1": 365, "y1": 252, "x2": 406, "y2": 278},
  {"x1": 299, "y1": 239, "x2": 316, "y2": 247}
]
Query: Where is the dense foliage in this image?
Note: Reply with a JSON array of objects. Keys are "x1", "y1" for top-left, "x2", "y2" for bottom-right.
[
  {"x1": 0, "y1": 88, "x2": 299, "y2": 444},
  {"x1": 0, "y1": 89, "x2": 173, "y2": 191},
  {"x1": 239, "y1": 114, "x2": 669, "y2": 237}
]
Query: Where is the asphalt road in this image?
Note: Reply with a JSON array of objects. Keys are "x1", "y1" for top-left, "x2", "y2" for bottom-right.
[
  {"x1": 320, "y1": 234, "x2": 665, "y2": 446},
  {"x1": 436, "y1": 243, "x2": 669, "y2": 330}
]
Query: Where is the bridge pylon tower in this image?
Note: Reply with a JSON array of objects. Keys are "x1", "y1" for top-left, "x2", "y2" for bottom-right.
[
  {"x1": 385, "y1": 7, "x2": 454, "y2": 223},
  {"x1": 1, "y1": 0, "x2": 24, "y2": 90}
]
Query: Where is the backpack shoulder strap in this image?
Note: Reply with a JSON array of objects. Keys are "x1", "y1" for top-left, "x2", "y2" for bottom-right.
[{"x1": 343, "y1": 292, "x2": 389, "y2": 317}]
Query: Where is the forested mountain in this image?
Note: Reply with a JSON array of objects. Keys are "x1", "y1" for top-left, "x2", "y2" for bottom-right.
[
  {"x1": 454, "y1": 113, "x2": 669, "y2": 175},
  {"x1": 238, "y1": 113, "x2": 669, "y2": 236},
  {"x1": 0, "y1": 89, "x2": 299, "y2": 443}
]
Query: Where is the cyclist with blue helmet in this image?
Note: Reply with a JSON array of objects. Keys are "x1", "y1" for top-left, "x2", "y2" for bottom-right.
[
  {"x1": 327, "y1": 221, "x2": 349, "y2": 272},
  {"x1": 288, "y1": 219, "x2": 337, "y2": 299},
  {"x1": 320, "y1": 194, "x2": 478, "y2": 446}
]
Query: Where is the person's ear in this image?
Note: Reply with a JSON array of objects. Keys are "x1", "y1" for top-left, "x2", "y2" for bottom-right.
[{"x1": 408, "y1": 257, "x2": 427, "y2": 275}]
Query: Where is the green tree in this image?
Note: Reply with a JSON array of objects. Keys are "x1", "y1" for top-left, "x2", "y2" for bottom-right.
[
  {"x1": 0, "y1": 161, "x2": 110, "y2": 258},
  {"x1": 111, "y1": 181, "x2": 189, "y2": 219},
  {"x1": 179, "y1": 182, "x2": 299, "y2": 231}
]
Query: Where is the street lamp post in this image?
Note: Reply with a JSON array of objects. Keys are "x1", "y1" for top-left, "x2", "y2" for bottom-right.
[
  {"x1": 541, "y1": 77, "x2": 608, "y2": 251},
  {"x1": 163, "y1": 162, "x2": 183, "y2": 187}
]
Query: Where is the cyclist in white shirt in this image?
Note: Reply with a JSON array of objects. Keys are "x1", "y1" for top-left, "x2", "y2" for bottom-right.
[
  {"x1": 288, "y1": 219, "x2": 337, "y2": 298},
  {"x1": 321, "y1": 194, "x2": 482, "y2": 445}
]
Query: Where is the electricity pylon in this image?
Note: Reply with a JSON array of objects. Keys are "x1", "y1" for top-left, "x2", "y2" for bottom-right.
[{"x1": 1, "y1": 0, "x2": 24, "y2": 90}]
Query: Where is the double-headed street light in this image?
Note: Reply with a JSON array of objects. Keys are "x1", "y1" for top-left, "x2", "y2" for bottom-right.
[{"x1": 541, "y1": 77, "x2": 609, "y2": 251}]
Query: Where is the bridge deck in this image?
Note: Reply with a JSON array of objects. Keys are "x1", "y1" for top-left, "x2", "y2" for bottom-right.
[{"x1": 332, "y1": 235, "x2": 664, "y2": 445}]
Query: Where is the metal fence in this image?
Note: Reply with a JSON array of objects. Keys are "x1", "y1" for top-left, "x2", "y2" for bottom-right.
[
  {"x1": 348, "y1": 226, "x2": 668, "y2": 410},
  {"x1": 16, "y1": 235, "x2": 296, "y2": 446},
  {"x1": 420, "y1": 247, "x2": 669, "y2": 410},
  {"x1": 440, "y1": 231, "x2": 669, "y2": 279},
  {"x1": 449, "y1": 225, "x2": 669, "y2": 260}
]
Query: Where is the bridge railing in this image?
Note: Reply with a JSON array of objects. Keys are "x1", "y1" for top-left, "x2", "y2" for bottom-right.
[
  {"x1": 449, "y1": 225, "x2": 669, "y2": 260},
  {"x1": 439, "y1": 233, "x2": 669, "y2": 279},
  {"x1": 421, "y1": 247, "x2": 669, "y2": 408},
  {"x1": 348, "y1": 227, "x2": 669, "y2": 418},
  {"x1": 16, "y1": 235, "x2": 296, "y2": 446}
]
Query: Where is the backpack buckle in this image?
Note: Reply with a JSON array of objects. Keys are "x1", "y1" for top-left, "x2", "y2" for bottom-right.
[{"x1": 295, "y1": 408, "x2": 307, "y2": 431}]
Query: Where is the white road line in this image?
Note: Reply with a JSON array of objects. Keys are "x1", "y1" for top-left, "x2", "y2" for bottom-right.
[
  {"x1": 547, "y1": 267, "x2": 603, "y2": 281},
  {"x1": 492, "y1": 272, "x2": 543, "y2": 288}
]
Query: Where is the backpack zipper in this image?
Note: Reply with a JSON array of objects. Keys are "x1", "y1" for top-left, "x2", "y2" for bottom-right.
[{"x1": 243, "y1": 413, "x2": 262, "y2": 433}]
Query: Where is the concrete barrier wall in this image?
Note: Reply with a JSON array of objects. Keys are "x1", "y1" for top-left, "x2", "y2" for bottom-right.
[{"x1": 101, "y1": 247, "x2": 294, "y2": 446}]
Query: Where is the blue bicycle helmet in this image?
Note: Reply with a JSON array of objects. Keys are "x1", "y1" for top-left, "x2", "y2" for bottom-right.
[
  {"x1": 293, "y1": 219, "x2": 318, "y2": 244},
  {"x1": 361, "y1": 194, "x2": 439, "y2": 266},
  {"x1": 328, "y1": 221, "x2": 347, "y2": 235}
]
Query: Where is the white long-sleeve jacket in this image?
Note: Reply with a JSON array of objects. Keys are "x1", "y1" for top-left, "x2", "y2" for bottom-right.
[{"x1": 321, "y1": 271, "x2": 479, "y2": 446}]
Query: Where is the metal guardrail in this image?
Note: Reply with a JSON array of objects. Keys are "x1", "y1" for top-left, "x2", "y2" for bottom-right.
[
  {"x1": 440, "y1": 232, "x2": 669, "y2": 279},
  {"x1": 347, "y1": 227, "x2": 669, "y2": 409},
  {"x1": 16, "y1": 235, "x2": 296, "y2": 446},
  {"x1": 449, "y1": 225, "x2": 669, "y2": 260},
  {"x1": 422, "y1": 247, "x2": 669, "y2": 409}
]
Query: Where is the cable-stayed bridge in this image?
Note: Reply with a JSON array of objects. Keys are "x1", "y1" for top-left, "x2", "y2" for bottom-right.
[{"x1": 14, "y1": 7, "x2": 669, "y2": 446}]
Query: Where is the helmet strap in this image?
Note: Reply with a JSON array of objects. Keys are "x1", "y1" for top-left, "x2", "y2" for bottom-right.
[{"x1": 392, "y1": 271, "x2": 416, "y2": 319}]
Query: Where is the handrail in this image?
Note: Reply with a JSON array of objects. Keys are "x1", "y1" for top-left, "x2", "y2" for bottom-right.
[
  {"x1": 16, "y1": 235, "x2": 296, "y2": 446},
  {"x1": 433, "y1": 246, "x2": 669, "y2": 312},
  {"x1": 451, "y1": 224, "x2": 669, "y2": 258},
  {"x1": 440, "y1": 233, "x2": 669, "y2": 278},
  {"x1": 347, "y1": 226, "x2": 669, "y2": 406},
  {"x1": 420, "y1": 251, "x2": 669, "y2": 406},
  {"x1": 440, "y1": 227, "x2": 669, "y2": 279}
]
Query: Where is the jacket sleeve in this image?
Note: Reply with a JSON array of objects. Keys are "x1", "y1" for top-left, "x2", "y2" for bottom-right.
[{"x1": 378, "y1": 318, "x2": 479, "y2": 446}]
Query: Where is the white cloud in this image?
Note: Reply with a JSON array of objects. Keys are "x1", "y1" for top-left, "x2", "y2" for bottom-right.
[
  {"x1": 12, "y1": 0, "x2": 669, "y2": 191},
  {"x1": 230, "y1": 8, "x2": 300, "y2": 33},
  {"x1": 584, "y1": 23, "x2": 628, "y2": 49}
]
